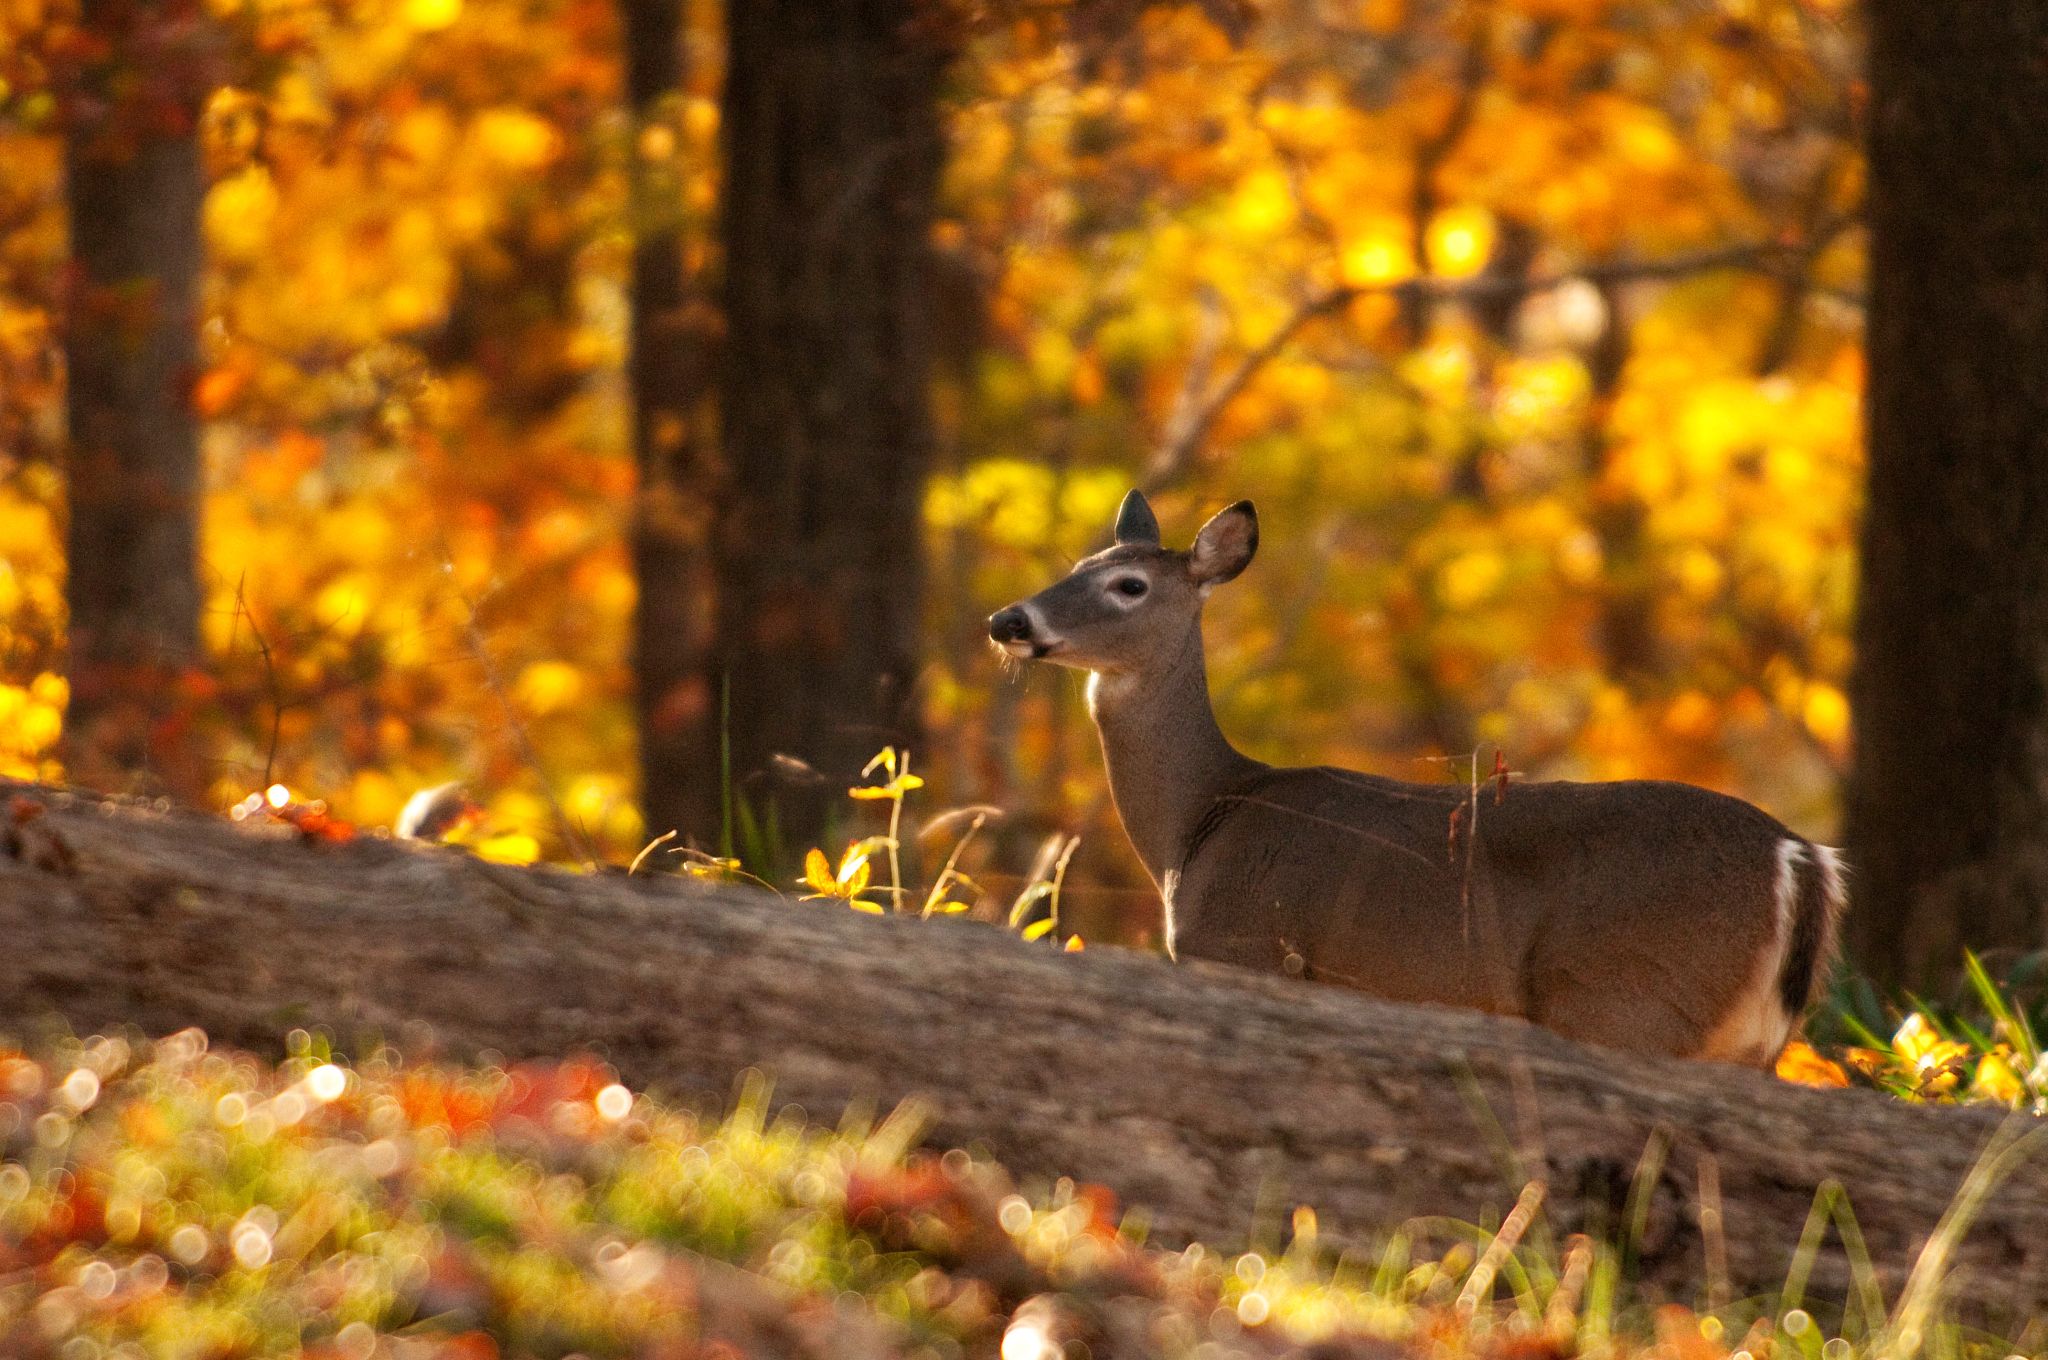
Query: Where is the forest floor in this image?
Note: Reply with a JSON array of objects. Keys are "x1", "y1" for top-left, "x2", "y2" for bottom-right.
[{"x1": 0, "y1": 1031, "x2": 2038, "y2": 1360}]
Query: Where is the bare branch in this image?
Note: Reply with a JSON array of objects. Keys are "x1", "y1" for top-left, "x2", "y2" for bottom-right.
[
  {"x1": 446, "y1": 570, "x2": 600, "y2": 869},
  {"x1": 1141, "y1": 235, "x2": 1856, "y2": 495},
  {"x1": 1141, "y1": 283, "x2": 1353, "y2": 492}
]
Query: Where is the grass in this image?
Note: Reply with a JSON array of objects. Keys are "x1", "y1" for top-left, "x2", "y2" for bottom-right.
[{"x1": 1, "y1": 1028, "x2": 2042, "y2": 1360}]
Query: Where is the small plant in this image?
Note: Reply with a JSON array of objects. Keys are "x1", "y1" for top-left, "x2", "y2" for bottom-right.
[
  {"x1": 1796, "y1": 951, "x2": 2048, "y2": 1112},
  {"x1": 790, "y1": 747, "x2": 1081, "y2": 943},
  {"x1": 1007, "y1": 831, "x2": 1079, "y2": 944},
  {"x1": 800, "y1": 841, "x2": 881, "y2": 912},
  {"x1": 845, "y1": 746, "x2": 924, "y2": 913}
]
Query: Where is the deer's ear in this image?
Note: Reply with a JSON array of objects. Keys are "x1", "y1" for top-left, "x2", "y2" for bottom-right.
[
  {"x1": 1113, "y1": 489, "x2": 1161, "y2": 546},
  {"x1": 1189, "y1": 501, "x2": 1258, "y2": 586}
]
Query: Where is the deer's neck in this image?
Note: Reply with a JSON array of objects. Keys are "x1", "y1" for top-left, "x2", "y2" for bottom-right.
[{"x1": 1086, "y1": 624, "x2": 1263, "y2": 887}]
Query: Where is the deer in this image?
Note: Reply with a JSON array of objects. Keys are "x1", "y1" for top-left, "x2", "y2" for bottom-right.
[{"x1": 988, "y1": 491, "x2": 1846, "y2": 1065}]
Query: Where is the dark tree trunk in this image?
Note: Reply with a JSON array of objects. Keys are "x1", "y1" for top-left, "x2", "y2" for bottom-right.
[
  {"x1": 709, "y1": 0, "x2": 948, "y2": 851},
  {"x1": 622, "y1": 0, "x2": 718, "y2": 845},
  {"x1": 1845, "y1": 1, "x2": 2048, "y2": 986},
  {"x1": 60, "y1": 0, "x2": 211, "y2": 798}
]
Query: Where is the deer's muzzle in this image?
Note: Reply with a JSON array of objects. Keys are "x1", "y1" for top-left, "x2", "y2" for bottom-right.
[{"x1": 989, "y1": 605, "x2": 1056, "y2": 658}]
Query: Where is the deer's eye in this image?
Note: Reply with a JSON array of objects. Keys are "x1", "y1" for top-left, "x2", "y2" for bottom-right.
[{"x1": 1111, "y1": 576, "x2": 1148, "y2": 598}]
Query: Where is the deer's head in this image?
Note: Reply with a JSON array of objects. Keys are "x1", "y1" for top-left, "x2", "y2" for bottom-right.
[{"x1": 989, "y1": 490, "x2": 1257, "y2": 674}]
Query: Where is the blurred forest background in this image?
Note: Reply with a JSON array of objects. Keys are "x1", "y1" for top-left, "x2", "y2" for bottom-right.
[{"x1": 0, "y1": 0, "x2": 2041, "y2": 986}]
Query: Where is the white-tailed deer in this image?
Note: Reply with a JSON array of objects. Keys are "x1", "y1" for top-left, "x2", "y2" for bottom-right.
[{"x1": 989, "y1": 491, "x2": 1845, "y2": 1065}]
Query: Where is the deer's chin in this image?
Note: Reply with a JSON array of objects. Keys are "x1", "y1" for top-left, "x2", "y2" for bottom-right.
[{"x1": 1002, "y1": 638, "x2": 1069, "y2": 661}]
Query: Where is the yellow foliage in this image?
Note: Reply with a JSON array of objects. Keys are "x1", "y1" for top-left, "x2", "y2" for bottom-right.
[
  {"x1": 1674, "y1": 547, "x2": 1724, "y2": 601},
  {"x1": 473, "y1": 832, "x2": 541, "y2": 866},
  {"x1": 801, "y1": 845, "x2": 872, "y2": 902},
  {"x1": 1229, "y1": 170, "x2": 1295, "y2": 236},
  {"x1": 403, "y1": 0, "x2": 461, "y2": 30},
  {"x1": 1437, "y1": 551, "x2": 1505, "y2": 610},
  {"x1": 515, "y1": 661, "x2": 585, "y2": 717},
  {"x1": 0, "y1": 678, "x2": 64, "y2": 779},
  {"x1": 1339, "y1": 234, "x2": 1411, "y2": 288},
  {"x1": 472, "y1": 109, "x2": 560, "y2": 172},
  {"x1": 202, "y1": 169, "x2": 278, "y2": 262},
  {"x1": 1802, "y1": 683, "x2": 1851, "y2": 753},
  {"x1": 1972, "y1": 1051, "x2": 2026, "y2": 1105},
  {"x1": 1424, "y1": 205, "x2": 1493, "y2": 278}
]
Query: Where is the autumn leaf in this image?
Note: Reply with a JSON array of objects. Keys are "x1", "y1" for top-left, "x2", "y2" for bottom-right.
[
  {"x1": 802, "y1": 848, "x2": 834, "y2": 895},
  {"x1": 1773, "y1": 1041, "x2": 1848, "y2": 1089},
  {"x1": 848, "y1": 774, "x2": 924, "y2": 800},
  {"x1": 1891, "y1": 1012, "x2": 1940, "y2": 1065},
  {"x1": 1972, "y1": 1051, "x2": 2027, "y2": 1106},
  {"x1": 800, "y1": 845, "x2": 872, "y2": 901},
  {"x1": 474, "y1": 832, "x2": 541, "y2": 866}
]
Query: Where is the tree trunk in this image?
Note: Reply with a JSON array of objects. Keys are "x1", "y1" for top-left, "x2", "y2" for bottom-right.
[
  {"x1": 4, "y1": 779, "x2": 2046, "y2": 1330},
  {"x1": 60, "y1": 0, "x2": 210, "y2": 799},
  {"x1": 1845, "y1": 1, "x2": 2048, "y2": 986},
  {"x1": 709, "y1": 0, "x2": 947, "y2": 851},
  {"x1": 622, "y1": 0, "x2": 718, "y2": 845}
]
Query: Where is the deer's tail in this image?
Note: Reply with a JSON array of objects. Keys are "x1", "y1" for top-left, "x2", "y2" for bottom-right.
[{"x1": 1777, "y1": 840, "x2": 1848, "y2": 1019}]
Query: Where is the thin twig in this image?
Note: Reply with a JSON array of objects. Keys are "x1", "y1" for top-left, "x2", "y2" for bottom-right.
[
  {"x1": 920, "y1": 811, "x2": 987, "y2": 918},
  {"x1": 628, "y1": 829, "x2": 677, "y2": 875},
  {"x1": 232, "y1": 576, "x2": 287, "y2": 790},
  {"x1": 1209, "y1": 793, "x2": 1442, "y2": 871},
  {"x1": 1153, "y1": 286, "x2": 1229, "y2": 463},
  {"x1": 448, "y1": 572, "x2": 598, "y2": 869},
  {"x1": 1143, "y1": 284, "x2": 1354, "y2": 491},
  {"x1": 1462, "y1": 746, "x2": 1482, "y2": 940}
]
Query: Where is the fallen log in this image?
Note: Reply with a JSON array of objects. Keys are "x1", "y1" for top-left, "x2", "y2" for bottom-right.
[{"x1": 1, "y1": 781, "x2": 2043, "y2": 1329}]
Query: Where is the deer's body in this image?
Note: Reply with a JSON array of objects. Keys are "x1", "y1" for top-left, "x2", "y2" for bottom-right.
[{"x1": 993, "y1": 493, "x2": 1845, "y2": 1066}]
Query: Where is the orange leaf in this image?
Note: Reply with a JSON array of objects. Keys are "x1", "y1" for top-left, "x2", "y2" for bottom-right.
[
  {"x1": 802, "y1": 848, "x2": 835, "y2": 895},
  {"x1": 191, "y1": 365, "x2": 247, "y2": 418},
  {"x1": 1774, "y1": 1040, "x2": 1849, "y2": 1088}
]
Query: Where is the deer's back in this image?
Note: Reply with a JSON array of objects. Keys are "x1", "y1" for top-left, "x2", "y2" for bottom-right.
[{"x1": 1167, "y1": 766, "x2": 1794, "y2": 1056}]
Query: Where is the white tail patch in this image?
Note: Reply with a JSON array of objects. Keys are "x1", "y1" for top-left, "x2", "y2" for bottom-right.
[
  {"x1": 1696, "y1": 838, "x2": 1806, "y2": 1064},
  {"x1": 1811, "y1": 843, "x2": 1847, "y2": 913},
  {"x1": 1810, "y1": 842, "x2": 1848, "y2": 974}
]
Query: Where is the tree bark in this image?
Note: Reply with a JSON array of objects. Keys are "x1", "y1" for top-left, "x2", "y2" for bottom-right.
[
  {"x1": 3, "y1": 780, "x2": 2045, "y2": 1329},
  {"x1": 708, "y1": 0, "x2": 948, "y2": 850},
  {"x1": 1846, "y1": 1, "x2": 2048, "y2": 986},
  {"x1": 621, "y1": 0, "x2": 718, "y2": 846},
  {"x1": 60, "y1": 0, "x2": 212, "y2": 798}
]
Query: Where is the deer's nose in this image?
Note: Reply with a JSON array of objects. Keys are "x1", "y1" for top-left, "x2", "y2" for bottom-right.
[{"x1": 989, "y1": 606, "x2": 1034, "y2": 644}]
